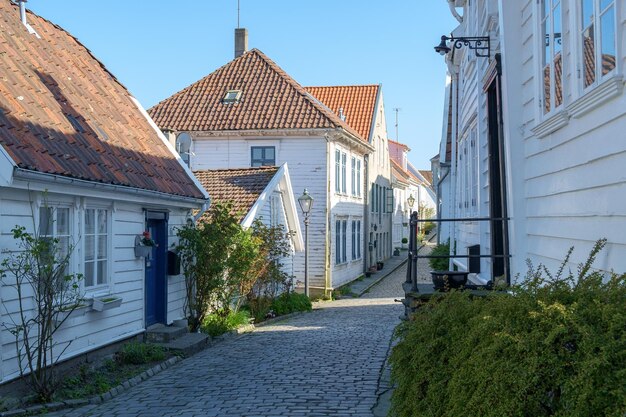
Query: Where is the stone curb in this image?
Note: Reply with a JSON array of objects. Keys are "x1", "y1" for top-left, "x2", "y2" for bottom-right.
[
  {"x1": 0, "y1": 310, "x2": 312, "y2": 417},
  {"x1": 0, "y1": 356, "x2": 182, "y2": 417}
]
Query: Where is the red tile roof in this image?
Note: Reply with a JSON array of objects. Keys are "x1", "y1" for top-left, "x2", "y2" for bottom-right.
[
  {"x1": 0, "y1": 1, "x2": 204, "y2": 199},
  {"x1": 193, "y1": 166, "x2": 278, "y2": 222},
  {"x1": 148, "y1": 49, "x2": 360, "y2": 138},
  {"x1": 305, "y1": 85, "x2": 379, "y2": 142},
  {"x1": 419, "y1": 170, "x2": 433, "y2": 185},
  {"x1": 388, "y1": 139, "x2": 409, "y2": 167},
  {"x1": 390, "y1": 159, "x2": 410, "y2": 185}
]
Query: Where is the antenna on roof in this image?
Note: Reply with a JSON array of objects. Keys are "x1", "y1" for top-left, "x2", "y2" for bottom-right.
[
  {"x1": 237, "y1": 0, "x2": 241, "y2": 28},
  {"x1": 393, "y1": 108, "x2": 401, "y2": 141}
]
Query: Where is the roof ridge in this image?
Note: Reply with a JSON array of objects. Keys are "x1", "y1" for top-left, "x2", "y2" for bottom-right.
[
  {"x1": 305, "y1": 84, "x2": 380, "y2": 89},
  {"x1": 249, "y1": 49, "x2": 360, "y2": 136},
  {"x1": 194, "y1": 166, "x2": 278, "y2": 173}
]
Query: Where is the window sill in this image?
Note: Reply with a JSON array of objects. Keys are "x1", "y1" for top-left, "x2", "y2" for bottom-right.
[
  {"x1": 531, "y1": 110, "x2": 569, "y2": 138},
  {"x1": 567, "y1": 75, "x2": 624, "y2": 119}
]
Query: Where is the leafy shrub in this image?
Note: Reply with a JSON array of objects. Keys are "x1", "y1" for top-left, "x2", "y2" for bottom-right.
[
  {"x1": 401, "y1": 237, "x2": 408, "y2": 244},
  {"x1": 201, "y1": 310, "x2": 250, "y2": 337},
  {"x1": 390, "y1": 239, "x2": 626, "y2": 417},
  {"x1": 271, "y1": 292, "x2": 312, "y2": 316},
  {"x1": 116, "y1": 342, "x2": 165, "y2": 365},
  {"x1": 428, "y1": 241, "x2": 450, "y2": 270}
]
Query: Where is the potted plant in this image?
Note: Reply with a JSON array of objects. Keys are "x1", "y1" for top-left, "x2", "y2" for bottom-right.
[
  {"x1": 134, "y1": 230, "x2": 157, "y2": 258},
  {"x1": 55, "y1": 302, "x2": 90, "y2": 324},
  {"x1": 91, "y1": 296, "x2": 123, "y2": 312},
  {"x1": 429, "y1": 241, "x2": 468, "y2": 291},
  {"x1": 401, "y1": 237, "x2": 408, "y2": 249},
  {"x1": 376, "y1": 261, "x2": 384, "y2": 270}
]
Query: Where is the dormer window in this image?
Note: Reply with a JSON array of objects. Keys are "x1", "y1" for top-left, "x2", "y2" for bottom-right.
[{"x1": 223, "y1": 89, "x2": 242, "y2": 104}]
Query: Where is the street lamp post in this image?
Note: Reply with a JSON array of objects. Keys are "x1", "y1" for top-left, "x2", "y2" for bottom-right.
[
  {"x1": 405, "y1": 194, "x2": 416, "y2": 284},
  {"x1": 297, "y1": 189, "x2": 314, "y2": 297}
]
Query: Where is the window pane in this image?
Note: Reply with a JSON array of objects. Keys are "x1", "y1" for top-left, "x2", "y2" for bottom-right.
[
  {"x1": 581, "y1": 0, "x2": 594, "y2": 27},
  {"x1": 97, "y1": 261, "x2": 107, "y2": 285},
  {"x1": 251, "y1": 161, "x2": 262, "y2": 167},
  {"x1": 342, "y1": 221, "x2": 347, "y2": 262},
  {"x1": 553, "y1": 3, "x2": 562, "y2": 55},
  {"x1": 57, "y1": 208, "x2": 70, "y2": 235},
  {"x1": 252, "y1": 148, "x2": 263, "y2": 159},
  {"x1": 583, "y1": 25, "x2": 596, "y2": 87},
  {"x1": 85, "y1": 236, "x2": 95, "y2": 261},
  {"x1": 84, "y1": 261, "x2": 94, "y2": 287},
  {"x1": 97, "y1": 210, "x2": 107, "y2": 234},
  {"x1": 265, "y1": 147, "x2": 275, "y2": 160},
  {"x1": 85, "y1": 209, "x2": 95, "y2": 234},
  {"x1": 335, "y1": 221, "x2": 340, "y2": 264},
  {"x1": 600, "y1": 0, "x2": 612, "y2": 11},
  {"x1": 97, "y1": 236, "x2": 107, "y2": 259},
  {"x1": 600, "y1": 7, "x2": 616, "y2": 76},
  {"x1": 39, "y1": 207, "x2": 52, "y2": 236},
  {"x1": 554, "y1": 54, "x2": 563, "y2": 107}
]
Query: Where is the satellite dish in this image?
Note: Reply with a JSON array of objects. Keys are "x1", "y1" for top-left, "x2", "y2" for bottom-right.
[{"x1": 175, "y1": 133, "x2": 192, "y2": 166}]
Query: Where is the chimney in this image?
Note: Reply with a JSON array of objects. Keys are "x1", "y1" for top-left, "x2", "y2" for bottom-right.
[
  {"x1": 235, "y1": 28, "x2": 248, "y2": 58},
  {"x1": 18, "y1": 0, "x2": 27, "y2": 26}
]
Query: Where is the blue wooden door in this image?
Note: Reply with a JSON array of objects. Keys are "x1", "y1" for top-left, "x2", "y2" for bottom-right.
[{"x1": 145, "y1": 215, "x2": 168, "y2": 327}]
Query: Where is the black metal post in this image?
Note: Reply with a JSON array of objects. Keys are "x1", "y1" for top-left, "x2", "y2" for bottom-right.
[
  {"x1": 411, "y1": 210, "x2": 419, "y2": 293},
  {"x1": 304, "y1": 214, "x2": 309, "y2": 297},
  {"x1": 405, "y1": 211, "x2": 417, "y2": 284}
]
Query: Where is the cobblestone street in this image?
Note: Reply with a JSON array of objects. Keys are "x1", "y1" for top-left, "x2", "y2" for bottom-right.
[{"x1": 48, "y1": 264, "x2": 414, "y2": 417}]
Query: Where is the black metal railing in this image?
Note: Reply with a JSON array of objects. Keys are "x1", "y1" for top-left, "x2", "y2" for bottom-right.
[{"x1": 405, "y1": 211, "x2": 510, "y2": 292}]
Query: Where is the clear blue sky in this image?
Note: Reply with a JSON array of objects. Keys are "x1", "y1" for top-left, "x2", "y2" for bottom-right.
[{"x1": 28, "y1": 0, "x2": 458, "y2": 170}]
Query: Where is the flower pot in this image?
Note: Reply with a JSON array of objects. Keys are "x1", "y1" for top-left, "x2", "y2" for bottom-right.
[
  {"x1": 91, "y1": 297, "x2": 123, "y2": 312},
  {"x1": 55, "y1": 304, "x2": 90, "y2": 325},
  {"x1": 431, "y1": 271, "x2": 469, "y2": 291},
  {"x1": 134, "y1": 244, "x2": 152, "y2": 258},
  {"x1": 376, "y1": 262, "x2": 384, "y2": 270}
]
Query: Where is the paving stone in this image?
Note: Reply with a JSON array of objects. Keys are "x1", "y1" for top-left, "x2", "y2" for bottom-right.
[{"x1": 44, "y1": 264, "x2": 410, "y2": 417}]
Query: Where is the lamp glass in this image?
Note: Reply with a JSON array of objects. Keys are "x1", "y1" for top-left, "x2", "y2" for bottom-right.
[
  {"x1": 298, "y1": 189, "x2": 313, "y2": 214},
  {"x1": 407, "y1": 194, "x2": 416, "y2": 208}
]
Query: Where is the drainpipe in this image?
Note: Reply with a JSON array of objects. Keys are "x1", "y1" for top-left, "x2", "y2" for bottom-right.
[
  {"x1": 324, "y1": 133, "x2": 331, "y2": 297},
  {"x1": 363, "y1": 154, "x2": 370, "y2": 274}
]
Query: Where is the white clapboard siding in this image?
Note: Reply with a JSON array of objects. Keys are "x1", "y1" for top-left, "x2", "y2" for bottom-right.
[
  {"x1": 193, "y1": 136, "x2": 331, "y2": 289},
  {"x1": 0, "y1": 190, "x2": 194, "y2": 383}
]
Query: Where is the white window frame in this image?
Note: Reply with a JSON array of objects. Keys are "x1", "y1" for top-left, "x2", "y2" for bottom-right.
[
  {"x1": 38, "y1": 204, "x2": 74, "y2": 277},
  {"x1": 335, "y1": 150, "x2": 341, "y2": 193},
  {"x1": 82, "y1": 206, "x2": 112, "y2": 292},
  {"x1": 351, "y1": 156, "x2": 356, "y2": 196},
  {"x1": 335, "y1": 218, "x2": 348, "y2": 265},
  {"x1": 356, "y1": 160, "x2": 362, "y2": 197},
  {"x1": 540, "y1": 0, "x2": 564, "y2": 114},
  {"x1": 341, "y1": 152, "x2": 347, "y2": 194},
  {"x1": 578, "y1": 0, "x2": 618, "y2": 92}
]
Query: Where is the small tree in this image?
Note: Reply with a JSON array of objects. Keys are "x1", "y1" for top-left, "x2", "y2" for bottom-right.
[
  {"x1": 176, "y1": 202, "x2": 261, "y2": 331},
  {"x1": 0, "y1": 219, "x2": 83, "y2": 402},
  {"x1": 246, "y1": 220, "x2": 294, "y2": 319}
]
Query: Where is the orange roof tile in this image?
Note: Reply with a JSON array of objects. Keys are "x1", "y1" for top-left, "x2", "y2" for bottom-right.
[
  {"x1": 0, "y1": 1, "x2": 204, "y2": 199},
  {"x1": 419, "y1": 170, "x2": 433, "y2": 185},
  {"x1": 148, "y1": 49, "x2": 359, "y2": 138},
  {"x1": 193, "y1": 166, "x2": 278, "y2": 222},
  {"x1": 304, "y1": 85, "x2": 379, "y2": 142}
]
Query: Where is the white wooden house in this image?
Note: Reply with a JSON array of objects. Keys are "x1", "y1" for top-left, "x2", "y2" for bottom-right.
[
  {"x1": 437, "y1": 0, "x2": 626, "y2": 283},
  {"x1": 193, "y1": 164, "x2": 303, "y2": 285},
  {"x1": 304, "y1": 85, "x2": 393, "y2": 272},
  {"x1": 0, "y1": 2, "x2": 208, "y2": 383},
  {"x1": 149, "y1": 47, "x2": 374, "y2": 296},
  {"x1": 389, "y1": 140, "x2": 437, "y2": 249}
]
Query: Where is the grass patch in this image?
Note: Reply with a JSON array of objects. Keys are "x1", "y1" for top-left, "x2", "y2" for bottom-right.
[
  {"x1": 270, "y1": 292, "x2": 312, "y2": 315},
  {"x1": 201, "y1": 310, "x2": 251, "y2": 337},
  {"x1": 57, "y1": 342, "x2": 168, "y2": 400}
]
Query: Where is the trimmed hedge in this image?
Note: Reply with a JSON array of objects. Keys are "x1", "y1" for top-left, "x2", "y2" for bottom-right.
[{"x1": 390, "y1": 239, "x2": 626, "y2": 417}]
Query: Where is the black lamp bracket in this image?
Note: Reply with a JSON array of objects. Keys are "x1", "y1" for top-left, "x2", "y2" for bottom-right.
[{"x1": 443, "y1": 35, "x2": 491, "y2": 58}]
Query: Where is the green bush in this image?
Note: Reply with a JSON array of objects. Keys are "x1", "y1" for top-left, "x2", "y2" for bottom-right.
[
  {"x1": 201, "y1": 310, "x2": 250, "y2": 337},
  {"x1": 271, "y1": 292, "x2": 312, "y2": 316},
  {"x1": 390, "y1": 239, "x2": 626, "y2": 417},
  {"x1": 429, "y1": 241, "x2": 450, "y2": 271},
  {"x1": 116, "y1": 342, "x2": 166, "y2": 365}
]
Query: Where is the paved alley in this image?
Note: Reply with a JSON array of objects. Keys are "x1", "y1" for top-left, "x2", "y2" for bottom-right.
[{"x1": 48, "y1": 267, "x2": 410, "y2": 417}]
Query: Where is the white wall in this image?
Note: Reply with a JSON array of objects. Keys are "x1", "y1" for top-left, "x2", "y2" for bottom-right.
[
  {"x1": 0, "y1": 187, "x2": 193, "y2": 383},
  {"x1": 192, "y1": 135, "x2": 331, "y2": 291},
  {"x1": 501, "y1": 0, "x2": 626, "y2": 279}
]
